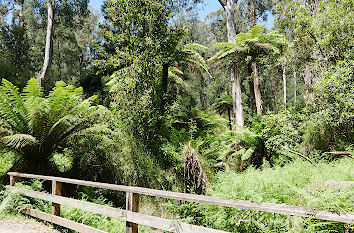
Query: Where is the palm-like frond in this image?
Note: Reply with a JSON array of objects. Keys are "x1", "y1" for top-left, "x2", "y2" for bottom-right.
[
  {"x1": 209, "y1": 42, "x2": 246, "y2": 65},
  {"x1": 168, "y1": 67, "x2": 187, "y2": 86},
  {"x1": 1, "y1": 134, "x2": 38, "y2": 150},
  {"x1": 0, "y1": 79, "x2": 29, "y2": 133},
  {"x1": 182, "y1": 43, "x2": 211, "y2": 77},
  {"x1": 0, "y1": 78, "x2": 109, "y2": 172},
  {"x1": 212, "y1": 93, "x2": 232, "y2": 114},
  {"x1": 45, "y1": 115, "x2": 89, "y2": 149},
  {"x1": 210, "y1": 25, "x2": 288, "y2": 69},
  {"x1": 0, "y1": 127, "x2": 14, "y2": 137},
  {"x1": 22, "y1": 78, "x2": 43, "y2": 99}
]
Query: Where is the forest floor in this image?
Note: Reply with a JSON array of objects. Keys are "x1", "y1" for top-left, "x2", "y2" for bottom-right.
[{"x1": 0, "y1": 218, "x2": 59, "y2": 233}]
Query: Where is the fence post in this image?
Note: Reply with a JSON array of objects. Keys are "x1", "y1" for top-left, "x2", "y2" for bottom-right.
[
  {"x1": 51, "y1": 180, "x2": 62, "y2": 216},
  {"x1": 9, "y1": 175, "x2": 20, "y2": 186},
  {"x1": 126, "y1": 192, "x2": 139, "y2": 233}
]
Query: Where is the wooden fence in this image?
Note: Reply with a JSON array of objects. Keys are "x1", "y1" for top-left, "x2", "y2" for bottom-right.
[{"x1": 6, "y1": 172, "x2": 354, "y2": 233}]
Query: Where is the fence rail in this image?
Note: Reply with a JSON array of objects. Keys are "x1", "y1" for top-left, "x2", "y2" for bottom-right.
[{"x1": 7, "y1": 172, "x2": 354, "y2": 233}]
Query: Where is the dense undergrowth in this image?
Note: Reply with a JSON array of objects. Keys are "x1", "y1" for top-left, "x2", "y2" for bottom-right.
[{"x1": 1, "y1": 158, "x2": 352, "y2": 233}]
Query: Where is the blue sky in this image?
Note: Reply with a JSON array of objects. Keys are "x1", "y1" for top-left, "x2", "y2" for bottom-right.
[{"x1": 89, "y1": 0, "x2": 274, "y2": 29}]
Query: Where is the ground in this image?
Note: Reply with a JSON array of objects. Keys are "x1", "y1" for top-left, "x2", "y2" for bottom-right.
[{"x1": 0, "y1": 218, "x2": 59, "y2": 233}]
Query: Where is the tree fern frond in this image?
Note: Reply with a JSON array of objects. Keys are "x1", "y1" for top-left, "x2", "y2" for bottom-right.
[
  {"x1": 0, "y1": 127, "x2": 14, "y2": 137},
  {"x1": 183, "y1": 43, "x2": 208, "y2": 51},
  {"x1": 168, "y1": 67, "x2": 187, "y2": 86},
  {"x1": 1, "y1": 134, "x2": 38, "y2": 150},
  {"x1": 22, "y1": 78, "x2": 43, "y2": 99},
  {"x1": 0, "y1": 79, "x2": 29, "y2": 133}
]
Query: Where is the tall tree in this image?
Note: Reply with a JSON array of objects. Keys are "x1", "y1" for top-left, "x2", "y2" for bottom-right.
[
  {"x1": 217, "y1": 0, "x2": 244, "y2": 127},
  {"x1": 39, "y1": 0, "x2": 55, "y2": 82},
  {"x1": 282, "y1": 59, "x2": 286, "y2": 108}
]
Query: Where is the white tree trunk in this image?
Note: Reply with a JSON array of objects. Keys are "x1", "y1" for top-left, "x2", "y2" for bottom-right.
[
  {"x1": 39, "y1": 0, "x2": 55, "y2": 82},
  {"x1": 293, "y1": 65, "x2": 297, "y2": 107},
  {"x1": 252, "y1": 62, "x2": 262, "y2": 115},
  {"x1": 223, "y1": 0, "x2": 244, "y2": 127},
  {"x1": 282, "y1": 62, "x2": 287, "y2": 109}
]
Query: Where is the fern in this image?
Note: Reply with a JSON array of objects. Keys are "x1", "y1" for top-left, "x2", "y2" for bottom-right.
[{"x1": 0, "y1": 79, "x2": 109, "y2": 174}]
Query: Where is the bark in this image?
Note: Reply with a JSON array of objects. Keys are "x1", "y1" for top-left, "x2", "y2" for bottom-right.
[
  {"x1": 248, "y1": 63, "x2": 256, "y2": 114},
  {"x1": 227, "y1": 107, "x2": 232, "y2": 130},
  {"x1": 39, "y1": 0, "x2": 55, "y2": 82},
  {"x1": 304, "y1": 63, "x2": 317, "y2": 94},
  {"x1": 223, "y1": 0, "x2": 244, "y2": 127},
  {"x1": 199, "y1": 74, "x2": 206, "y2": 109},
  {"x1": 282, "y1": 61, "x2": 287, "y2": 109},
  {"x1": 252, "y1": 62, "x2": 262, "y2": 115},
  {"x1": 15, "y1": 0, "x2": 25, "y2": 27},
  {"x1": 293, "y1": 65, "x2": 297, "y2": 107},
  {"x1": 271, "y1": 71, "x2": 279, "y2": 113},
  {"x1": 232, "y1": 67, "x2": 244, "y2": 126},
  {"x1": 250, "y1": 0, "x2": 256, "y2": 26}
]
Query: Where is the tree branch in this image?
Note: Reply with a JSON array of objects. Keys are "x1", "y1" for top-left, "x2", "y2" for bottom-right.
[
  {"x1": 283, "y1": 146, "x2": 316, "y2": 166},
  {"x1": 324, "y1": 151, "x2": 354, "y2": 159},
  {"x1": 217, "y1": 0, "x2": 226, "y2": 8}
]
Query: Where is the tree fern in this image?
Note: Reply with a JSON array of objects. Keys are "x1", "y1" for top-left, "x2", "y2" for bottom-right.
[{"x1": 0, "y1": 79, "x2": 109, "y2": 174}]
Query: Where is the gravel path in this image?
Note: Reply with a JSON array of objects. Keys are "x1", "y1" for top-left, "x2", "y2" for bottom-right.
[{"x1": 0, "y1": 219, "x2": 60, "y2": 233}]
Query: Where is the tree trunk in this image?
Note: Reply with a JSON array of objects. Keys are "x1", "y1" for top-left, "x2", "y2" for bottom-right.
[
  {"x1": 232, "y1": 67, "x2": 244, "y2": 126},
  {"x1": 16, "y1": 0, "x2": 25, "y2": 27},
  {"x1": 247, "y1": 63, "x2": 256, "y2": 114},
  {"x1": 39, "y1": 0, "x2": 55, "y2": 82},
  {"x1": 227, "y1": 107, "x2": 232, "y2": 130},
  {"x1": 200, "y1": 74, "x2": 206, "y2": 110},
  {"x1": 160, "y1": 63, "x2": 169, "y2": 113},
  {"x1": 252, "y1": 62, "x2": 262, "y2": 115},
  {"x1": 293, "y1": 65, "x2": 297, "y2": 107},
  {"x1": 223, "y1": 0, "x2": 244, "y2": 127},
  {"x1": 282, "y1": 61, "x2": 287, "y2": 109},
  {"x1": 251, "y1": 0, "x2": 256, "y2": 26},
  {"x1": 304, "y1": 63, "x2": 317, "y2": 94},
  {"x1": 271, "y1": 71, "x2": 279, "y2": 113}
]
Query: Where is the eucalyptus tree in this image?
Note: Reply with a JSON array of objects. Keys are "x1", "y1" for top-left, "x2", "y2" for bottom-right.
[
  {"x1": 216, "y1": 0, "x2": 244, "y2": 127},
  {"x1": 23, "y1": 0, "x2": 96, "y2": 84},
  {"x1": 273, "y1": 0, "x2": 353, "y2": 95}
]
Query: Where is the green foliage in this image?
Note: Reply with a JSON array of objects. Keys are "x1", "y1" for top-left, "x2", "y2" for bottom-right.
[
  {"x1": 171, "y1": 158, "x2": 354, "y2": 232},
  {"x1": 255, "y1": 110, "x2": 304, "y2": 164},
  {"x1": 303, "y1": 56, "x2": 354, "y2": 152},
  {"x1": 0, "y1": 78, "x2": 109, "y2": 175},
  {"x1": 209, "y1": 25, "x2": 287, "y2": 69}
]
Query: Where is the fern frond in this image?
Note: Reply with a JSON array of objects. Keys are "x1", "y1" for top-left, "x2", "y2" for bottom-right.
[
  {"x1": 22, "y1": 78, "x2": 43, "y2": 99},
  {"x1": 168, "y1": 67, "x2": 187, "y2": 86},
  {"x1": 0, "y1": 79, "x2": 29, "y2": 133},
  {"x1": 183, "y1": 43, "x2": 208, "y2": 51},
  {"x1": 1, "y1": 134, "x2": 38, "y2": 150}
]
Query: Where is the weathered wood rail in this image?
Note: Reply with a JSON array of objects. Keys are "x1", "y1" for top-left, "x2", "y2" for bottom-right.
[{"x1": 6, "y1": 172, "x2": 354, "y2": 233}]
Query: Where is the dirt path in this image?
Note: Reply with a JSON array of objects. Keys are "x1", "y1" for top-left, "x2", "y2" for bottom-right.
[{"x1": 0, "y1": 219, "x2": 60, "y2": 233}]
